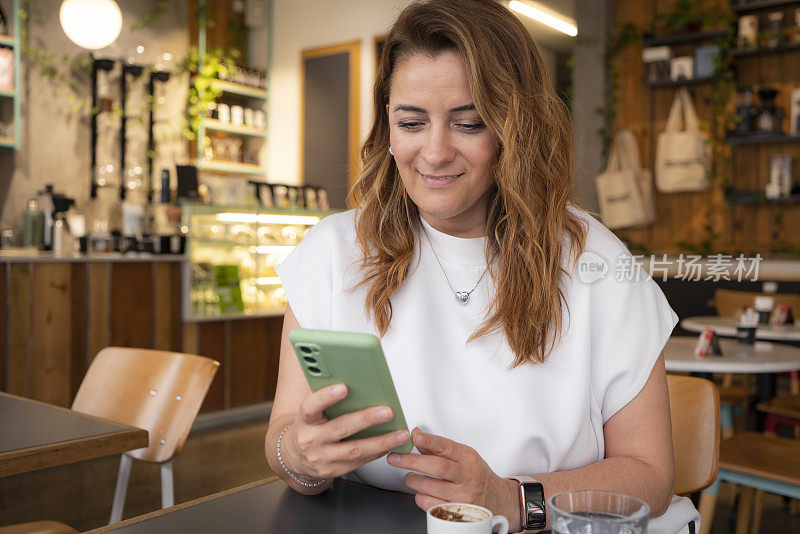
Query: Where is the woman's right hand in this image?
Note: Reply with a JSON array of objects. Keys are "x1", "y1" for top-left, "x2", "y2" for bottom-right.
[{"x1": 282, "y1": 383, "x2": 411, "y2": 482}]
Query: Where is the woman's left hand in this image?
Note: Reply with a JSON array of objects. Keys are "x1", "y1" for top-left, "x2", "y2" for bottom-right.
[{"x1": 386, "y1": 427, "x2": 520, "y2": 525}]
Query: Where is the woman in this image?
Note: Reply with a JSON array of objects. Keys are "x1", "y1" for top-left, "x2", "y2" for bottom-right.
[{"x1": 266, "y1": 1, "x2": 698, "y2": 532}]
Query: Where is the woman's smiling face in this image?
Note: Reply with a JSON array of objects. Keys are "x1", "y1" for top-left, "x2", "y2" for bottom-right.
[{"x1": 387, "y1": 50, "x2": 498, "y2": 238}]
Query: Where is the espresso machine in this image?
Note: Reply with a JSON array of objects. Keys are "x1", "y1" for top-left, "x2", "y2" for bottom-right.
[{"x1": 39, "y1": 184, "x2": 75, "y2": 251}]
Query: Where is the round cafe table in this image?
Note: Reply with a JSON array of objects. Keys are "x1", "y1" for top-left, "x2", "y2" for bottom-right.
[
  {"x1": 664, "y1": 336, "x2": 800, "y2": 374},
  {"x1": 665, "y1": 336, "x2": 800, "y2": 431},
  {"x1": 680, "y1": 315, "x2": 800, "y2": 342}
]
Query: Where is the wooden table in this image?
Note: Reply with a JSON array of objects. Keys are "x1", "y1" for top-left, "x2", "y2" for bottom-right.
[
  {"x1": 0, "y1": 392, "x2": 148, "y2": 477},
  {"x1": 680, "y1": 316, "x2": 800, "y2": 342},
  {"x1": 85, "y1": 476, "x2": 426, "y2": 533}
]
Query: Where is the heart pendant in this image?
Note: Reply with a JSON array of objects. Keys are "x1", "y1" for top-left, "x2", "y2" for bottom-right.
[{"x1": 455, "y1": 291, "x2": 470, "y2": 303}]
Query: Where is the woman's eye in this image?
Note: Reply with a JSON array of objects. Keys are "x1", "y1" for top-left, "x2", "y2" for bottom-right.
[
  {"x1": 398, "y1": 121, "x2": 423, "y2": 130},
  {"x1": 457, "y1": 122, "x2": 485, "y2": 131}
]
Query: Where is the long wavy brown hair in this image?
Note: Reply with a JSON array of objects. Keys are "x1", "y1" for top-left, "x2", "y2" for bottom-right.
[{"x1": 348, "y1": 0, "x2": 587, "y2": 367}]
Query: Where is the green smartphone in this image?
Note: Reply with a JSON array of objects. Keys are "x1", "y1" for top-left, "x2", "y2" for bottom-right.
[{"x1": 289, "y1": 328, "x2": 412, "y2": 454}]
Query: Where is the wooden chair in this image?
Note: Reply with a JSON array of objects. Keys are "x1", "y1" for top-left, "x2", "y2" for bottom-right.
[
  {"x1": 698, "y1": 432, "x2": 800, "y2": 534},
  {"x1": 71, "y1": 347, "x2": 219, "y2": 524},
  {"x1": 668, "y1": 375, "x2": 720, "y2": 497},
  {"x1": 758, "y1": 395, "x2": 800, "y2": 439},
  {"x1": 713, "y1": 288, "x2": 800, "y2": 319},
  {"x1": 711, "y1": 288, "x2": 800, "y2": 436},
  {"x1": 0, "y1": 522, "x2": 77, "y2": 534}
]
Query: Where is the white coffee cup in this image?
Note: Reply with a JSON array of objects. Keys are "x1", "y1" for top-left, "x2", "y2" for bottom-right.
[{"x1": 427, "y1": 503, "x2": 508, "y2": 534}]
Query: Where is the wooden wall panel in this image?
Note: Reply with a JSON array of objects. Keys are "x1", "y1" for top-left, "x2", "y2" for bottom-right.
[
  {"x1": 70, "y1": 264, "x2": 87, "y2": 400},
  {"x1": 154, "y1": 262, "x2": 182, "y2": 352},
  {"x1": 612, "y1": 0, "x2": 799, "y2": 254},
  {"x1": 198, "y1": 321, "x2": 225, "y2": 413},
  {"x1": 4, "y1": 259, "x2": 281, "y2": 412},
  {"x1": 262, "y1": 317, "x2": 282, "y2": 405},
  {"x1": 87, "y1": 263, "x2": 110, "y2": 362},
  {"x1": 0, "y1": 264, "x2": 6, "y2": 392},
  {"x1": 31, "y1": 263, "x2": 73, "y2": 406},
  {"x1": 8, "y1": 264, "x2": 30, "y2": 397},
  {"x1": 228, "y1": 318, "x2": 280, "y2": 408},
  {"x1": 183, "y1": 321, "x2": 200, "y2": 356},
  {"x1": 111, "y1": 263, "x2": 154, "y2": 348}
]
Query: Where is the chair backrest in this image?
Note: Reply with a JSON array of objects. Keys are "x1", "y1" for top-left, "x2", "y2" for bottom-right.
[
  {"x1": 72, "y1": 347, "x2": 219, "y2": 463},
  {"x1": 667, "y1": 374, "x2": 720, "y2": 494},
  {"x1": 714, "y1": 288, "x2": 800, "y2": 318}
]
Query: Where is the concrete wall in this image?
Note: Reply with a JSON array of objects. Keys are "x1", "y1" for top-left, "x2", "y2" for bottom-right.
[
  {"x1": 571, "y1": 0, "x2": 609, "y2": 212},
  {"x1": 267, "y1": 0, "x2": 414, "y2": 184},
  {"x1": 0, "y1": 0, "x2": 191, "y2": 232}
]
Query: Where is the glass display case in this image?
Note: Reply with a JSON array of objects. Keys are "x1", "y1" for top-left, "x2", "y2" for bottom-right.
[{"x1": 182, "y1": 204, "x2": 336, "y2": 321}]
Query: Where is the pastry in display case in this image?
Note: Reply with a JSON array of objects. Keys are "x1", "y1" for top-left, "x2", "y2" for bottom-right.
[{"x1": 182, "y1": 204, "x2": 336, "y2": 320}]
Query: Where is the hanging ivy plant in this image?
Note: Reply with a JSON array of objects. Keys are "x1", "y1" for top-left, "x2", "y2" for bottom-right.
[
  {"x1": 651, "y1": 0, "x2": 730, "y2": 35},
  {"x1": 596, "y1": 22, "x2": 641, "y2": 154},
  {"x1": 182, "y1": 46, "x2": 239, "y2": 144}
]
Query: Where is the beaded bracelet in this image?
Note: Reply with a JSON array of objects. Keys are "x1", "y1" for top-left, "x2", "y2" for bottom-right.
[{"x1": 276, "y1": 423, "x2": 329, "y2": 488}]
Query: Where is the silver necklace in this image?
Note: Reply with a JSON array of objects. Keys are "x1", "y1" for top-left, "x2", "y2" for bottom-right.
[{"x1": 420, "y1": 223, "x2": 488, "y2": 303}]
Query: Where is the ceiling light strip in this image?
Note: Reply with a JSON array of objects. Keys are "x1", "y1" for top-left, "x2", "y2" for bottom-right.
[{"x1": 508, "y1": 1, "x2": 578, "y2": 37}]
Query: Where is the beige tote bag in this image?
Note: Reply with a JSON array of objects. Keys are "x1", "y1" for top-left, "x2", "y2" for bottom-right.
[
  {"x1": 596, "y1": 130, "x2": 655, "y2": 229},
  {"x1": 655, "y1": 88, "x2": 710, "y2": 192}
]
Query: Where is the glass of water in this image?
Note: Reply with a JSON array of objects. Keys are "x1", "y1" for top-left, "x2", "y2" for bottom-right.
[{"x1": 549, "y1": 490, "x2": 649, "y2": 534}]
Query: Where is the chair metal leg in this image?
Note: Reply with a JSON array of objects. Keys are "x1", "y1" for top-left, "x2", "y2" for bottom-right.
[
  {"x1": 109, "y1": 455, "x2": 132, "y2": 524},
  {"x1": 160, "y1": 461, "x2": 174, "y2": 509}
]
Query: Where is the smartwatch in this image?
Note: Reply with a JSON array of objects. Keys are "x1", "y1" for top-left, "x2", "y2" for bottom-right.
[{"x1": 509, "y1": 476, "x2": 546, "y2": 532}]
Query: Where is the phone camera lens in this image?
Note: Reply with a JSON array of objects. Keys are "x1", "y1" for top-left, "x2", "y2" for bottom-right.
[
  {"x1": 300, "y1": 346, "x2": 312, "y2": 354},
  {"x1": 308, "y1": 366, "x2": 322, "y2": 375},
  {"x1": 303, "y1": 356, "x2": 317, "y2": 364}
]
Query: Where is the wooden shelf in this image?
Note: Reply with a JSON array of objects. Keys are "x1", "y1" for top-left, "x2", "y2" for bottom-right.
[
  {"x1": 0, "y1": 34, "x2": 15, "y2": 47},
  {"x1": 731, "y1": 0, "x2": 800, "y2": 14},
  {"x1": 726, "y1": 134, "x2": 800, "y2": 146},
  {"x1": 202, "y1": 119, "x2": 267, "y2": 137},
  {"x1": 0, "y1": 88, "x2": 14, "y2": 97},
  {"x1": 210, "y1": 79, "x2": 267, "y2": 100},
  {"x1": 0, "y1": 136, "x2": 15, "y2": 148},
  {"x1": 732, "y1": 42, "x2": 800, "y2": 58},
  {"x1": 189, "y1": 237, "x2": 253, "y2": 246},
  {"x1": 644, "y1": 76, "x2": 716, "y2": 89},
  {"x1": 726, "y1": 189, "x2": 800, "y2": 205},
  {"x1": 195, "y1": 160, "x2": 266, "y2": 176},
  {"x1": 185, "y1": 309, "x2": 284, "y2": 323},
  {"x1": 642, "y1": 30, "x2": 728, "y2": 47}
]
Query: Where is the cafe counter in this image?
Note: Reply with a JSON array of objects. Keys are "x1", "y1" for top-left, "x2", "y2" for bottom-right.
[
  {"x1": 3, "y1": 246, "x2": 798, "y2": 416},
  {"x1": 0, "y1": 250, "x2": 281, "y2": 417}
]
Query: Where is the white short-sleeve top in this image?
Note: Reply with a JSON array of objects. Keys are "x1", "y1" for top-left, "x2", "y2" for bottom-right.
[{"x1": 275, "y1": 207, "x2": 698, "y2": 533}]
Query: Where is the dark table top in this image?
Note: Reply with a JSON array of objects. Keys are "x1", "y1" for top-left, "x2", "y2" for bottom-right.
[
  {"x1": 0, "y1": 392, "x2": 148, "y2": 477},
  {"x1": 86, "y1": 476, "x2": 428, "y2": 533}
]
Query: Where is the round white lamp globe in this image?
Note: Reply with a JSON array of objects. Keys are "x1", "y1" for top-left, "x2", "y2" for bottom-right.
[{"x1": 59, "y1": 0, "x2": 123, "y2": 50}]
